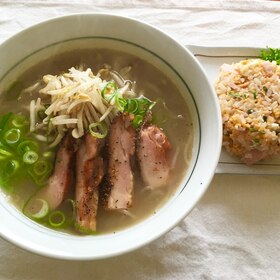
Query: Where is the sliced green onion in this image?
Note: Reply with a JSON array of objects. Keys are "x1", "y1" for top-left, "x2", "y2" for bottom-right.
[
  {"x1": 0, "y1": 160, "x2": 19, "y2": 185},
  {"x1": 126, "y1": 99, "x2": 139, "y2": 114},
  {"x1": 49, "y1": 211, "x2": 66, "y2": 227},
  {"x1": 132, "y1": 115, "x2": 143, "y2": 128},
  {"x1": 89, "y1": 121, "x2": 108, "y2": 139},
  {"x1": 0, "y1": 148, "x2": 13, "y2": 157},
  {"x1": 11, "y1": 114, "x2": 28, "y2": 128},
  {"x1": 101, "y1": 81, "x2": 117, "y2": 98},
  {"x1": 23, "y1": 150, "x2": 38, "y2": 164},
  {"x1": 5, "y1": 159, "x2": 20, "y2": 176},
  {"x1": 33, "y1": 160, "x2": 52, "y2": 176},
  {"x1": 42, "y1": 151, "x2": 55, "y2": 159},
  {"x1": 4, "y1": 128, "x2": 21, "y2": 145},
  {"x1": 0, "y1": 112, "x2": 12, "y2": 130},
  {"x1": 32, "y1": 199, "x2": 49, "y2": 219},
  {"x1": 17, "y1": 140, "x2": 39, "y2": 156},
  {"x1": 115, "y1": 93, "x2": 127, "y2": 112},
  {"x1": 75, "y1": 222, "x2": 97, "y2": 235},
  {"x1": 23, "y1": 197, "x2": 49, "y2": 219},
  {"x1": 27, "y1": 168, "x2": 48, "y2": 186}
]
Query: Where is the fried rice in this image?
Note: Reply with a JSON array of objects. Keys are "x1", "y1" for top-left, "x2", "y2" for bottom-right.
[{"x1": 215, "y1": 58, "x2": 280, "y2": 164}]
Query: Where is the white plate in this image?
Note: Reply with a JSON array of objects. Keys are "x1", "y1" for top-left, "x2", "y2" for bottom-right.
[{"x1": 186, "y1": 45, "x2": 280, "y2": 175}]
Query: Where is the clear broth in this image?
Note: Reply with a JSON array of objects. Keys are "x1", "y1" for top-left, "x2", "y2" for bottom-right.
[{"x1": 0, "y1": 48, "x2": 193, "y2": 234}]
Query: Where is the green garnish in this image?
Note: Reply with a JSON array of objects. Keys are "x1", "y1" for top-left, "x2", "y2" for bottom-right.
[
  {"x1": 23, "y1": 198, "x2": 49, "y2": 219},
  {"x1": 252, "y1": 138, "x2": 260, "y2": 145},
  {"x1": 100, "y1": 81, "x2": 156, "y2": 128},
  {"x1": 4, "y1": 128, "x2": 21, "y2": 145},
  {"x1": 23, "y1": 150, "x2": 39, "y2": 164},
  {"x1": 0, "y1": 148, "x2": 13, "y2": 157},
  {"x1": 17, "y1": 140, "x2": 39, "y2": 156},
  {"x1": 228, "y1": 92, "x2": 242, "y2": 99},
  {"x1": 48, "y1": 211, "x2": 66, "y2": 228},
  {"x1": 249, "y1": 127, "x2": 257, "y2": 132},
  {"x1": 11, "y1": 114, "x2": 29, "y2": 128},
  {"x1": 260, "y1": 48, "x2": 280, "y2": 65},
  {"x1": 89, "y1": 121, "x2": 108, "y2": 139},
  {"x1": 0, "y1": 112, "x2": 12, "y2": 131},
  {"x1": 101, "y1": 81, "x2": 117, "y2": 99},
  {"x1": 0, "y1": 112, "x2": 54, "y2": 191},
  {"x1": 250, "y1": 91, "x2": 258, "y2": 99},
  {"x1": 32, "y1": 160, "x2": 52, "y2": 177}
]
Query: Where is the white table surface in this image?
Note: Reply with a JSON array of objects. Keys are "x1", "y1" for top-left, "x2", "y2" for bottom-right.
[{"x1": 1, "y1": 1, "x2": 280, "y2": 279}]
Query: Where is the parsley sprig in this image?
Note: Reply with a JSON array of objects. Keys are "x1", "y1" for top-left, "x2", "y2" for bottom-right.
[{"x1": 260, "y1": 48, "x2": 280, "y2": 65}]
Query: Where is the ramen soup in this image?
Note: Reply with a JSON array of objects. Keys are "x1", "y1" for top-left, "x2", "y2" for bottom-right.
[{"x1": 0, "y1": 49, "x2": 193, "y2": 234}]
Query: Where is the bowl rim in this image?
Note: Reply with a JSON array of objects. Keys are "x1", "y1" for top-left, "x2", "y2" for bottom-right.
[{"x1": 0, "y1": 12, "x2": 222, "y2": 260}]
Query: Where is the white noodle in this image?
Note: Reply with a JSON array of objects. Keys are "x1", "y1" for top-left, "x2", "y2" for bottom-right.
[
  {"x1": 51, "y1": 118, "x2": 78, "y2": 125},
  {"x1": 119, "y1": 83, "x2": 130, "y2": 95},
  {"x1": 99, "y1": 106, "x2": 113, "y2": 122},
  {"x1": 48, "y1": 133, "x2": 64, "y2": 148},
  {"x1": 29, "y1": 100, "x2": 36, "y2": 132},
  {"x1": 23, "y1": 81, "x2": 41, "y2": 93},
  {"x1": 110, "y1": 71, "x2": 124, "y2": 87},
  {"x1": 67, "y1": 99, "x2": 88, "y2": 114},
  {"x1": 33, "y1": 134, "x2": 48, "y2": 142},
  {"x1": 84, "y1": 104, "x2": 94, "y2": 124},
  {"x1": 76, "y1": 104, "x2": 85, "y2": 138}
]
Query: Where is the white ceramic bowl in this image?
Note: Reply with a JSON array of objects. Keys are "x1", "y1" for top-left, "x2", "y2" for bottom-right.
[{"x1": 0, "y1": 14, "x2": 222, "y2": 260}]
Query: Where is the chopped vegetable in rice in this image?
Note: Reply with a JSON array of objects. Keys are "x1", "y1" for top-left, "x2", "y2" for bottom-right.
[{"x1": 215, "y1": 58, "x2": 280, "y2": 164}]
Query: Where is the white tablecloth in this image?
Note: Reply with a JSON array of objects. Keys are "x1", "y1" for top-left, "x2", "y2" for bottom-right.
[{"x1": 1, "y1": 1, "x2": 280, "y2": 279}]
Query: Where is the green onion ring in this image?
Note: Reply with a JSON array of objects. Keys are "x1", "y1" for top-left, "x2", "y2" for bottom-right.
[
  {"x1": 89, "y1": 122, "x2": 108, "y2": 139},
  {"x1": 23, "y1": 197, "x2": 49, "y2": 219},
  {"x1": 17, "y1": 140, "x2": 39, "y2": 156},
  {"x1": 115, "y1": 94, "x2": 127, "y2": 112},
  {"x1": 4, "y1": 128, "x2": 21, "y2": 145},
  {"x1": 33, "y1": 160, "x2": 52, "y2": 176},
  {"x1": 0, "y1": 148, "x2": 13, "y2": 157},
  {"x1": 101, "y1": 81, "x2": 117, "y2": 98},
  {"x1": 132, "y1": 115, "x2": 143, "y2": 128},
  {"x1": 31, "y1": 199, "x2": 49, "y2": 219},
  {"x1": 23, "y1": 150, "x2": 38, "y2": 164},
  {"x1": 0, "y1": 112, "x2": 12, "y2": 130},
  {"x1": 127, "y1": 99, "x2": 139, "y2": 114},
  {"x1": 42, "y1": 151, "x2": 55, "y2": 159},
  {"x1": 11, "y1": 114, "x2": 28, "y2": 128},
  {"x1": 48, "y1": 211, "x2": 66, "y2": 227},
  {"x1": 5, "y1": 159, "x2": 20, "y2": 175}
]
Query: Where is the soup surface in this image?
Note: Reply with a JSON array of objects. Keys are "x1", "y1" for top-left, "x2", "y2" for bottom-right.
[{"x1": 0, "y1": 48, "x2": 193, "y2": 234}]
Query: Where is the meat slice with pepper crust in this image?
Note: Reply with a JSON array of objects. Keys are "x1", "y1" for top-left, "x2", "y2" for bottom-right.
[
  {"x1": 75, "y1": 133, "x2": 104, "y2": 232},
  {"x1": 105, "y1": 114, "x2": 136, "y2": 210}
]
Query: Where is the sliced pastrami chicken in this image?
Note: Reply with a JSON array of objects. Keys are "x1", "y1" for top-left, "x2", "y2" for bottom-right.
[
  {"x1": 75, "y1": 133, "x2": 104, "y2": 232},
  {"x1": 105, "y1": 114, "x2": 136, "y2": 210},
  {"x1": 137, "y1": 118, "x2": 171, "y2": 188},
  {"x1": 37, "y1": 133, "x2": 75, "y2": 210}
]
